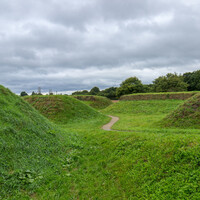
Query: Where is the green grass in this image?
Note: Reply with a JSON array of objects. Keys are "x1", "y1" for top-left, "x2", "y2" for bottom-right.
[
  {"x1": 102, "y1": 100, "x2": 184, "y2": 130},
  {"x1": 72, "y1": 95, "x2": 112, "y2": 110},
  {"x1": 2, "y1": 85, "x2": 200, "y2": 199},
  {"x1": 24, "y1": 95, "x2": 102, "y2": 124},
  {"x1": 36, "y1": 117, "x2": 200, "y2": 199},
  {"x1": 0, "y1": 86, "x2": 68, "y2": 199},
  {"x1": 120, "y1": 91, "x2": 200, "y2": 101},
  {"x1": 162, "y1": 93, "x2": 200, "y2": 128},
  {"x1": 124, "y1": 91, "x2": 200, "y2": 96}
]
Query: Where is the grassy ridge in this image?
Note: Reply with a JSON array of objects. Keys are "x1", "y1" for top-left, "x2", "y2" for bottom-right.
[
  {"x1": 122, "y1": 91, "x2": 200, "y2": 95},
  {"x1": 162, "y1": 93, "x2": 200, "y2": 128},
  {"x1": 24, "y1": 95, "x2": 102, "y2": 124},
  {"x1": 120, "y1": 91, "x2": 199, "y2": 101},
  {"x1": 72, "y1": 95, "x2": 112, "y2": 110}
]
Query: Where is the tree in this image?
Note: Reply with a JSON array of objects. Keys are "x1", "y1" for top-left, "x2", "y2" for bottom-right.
[
  {"x1": 183, "y1": 70, "x2": 200, "y2": 91},
  {"x1": 98, "y1": 87, "x2": 118, "y2": 99},
  {"x1": 89, "y1": 87, "x2": 100, "y2": 95},
  {"x1": 72, "y1": 90, "x2": 89, "y2": 95},
  {"x1": 143, "y1": 84, "x2": 154, "y2": 93},
  {"x1": 20, "y1": 91, "x2": 28, "y2": 96},
  {"x1": 116, "y1": 77, "x2": 145, "y2": 97},
  {"x1": 31, "y1": 91, "x2": 36, "y2": 95},
  {"x1": 153, "y1": 73, "x2": 188, "y2": 92}
]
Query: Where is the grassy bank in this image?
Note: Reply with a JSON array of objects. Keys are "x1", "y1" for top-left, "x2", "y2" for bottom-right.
[
  {"x1": 120, "y1": 91, "x2": 200, "y2": 101},
  {"x1": 162, "y1": 93, "x2": 200, "y2": 129},
  {"x1": 0, "y1": 86, "x2": 67, "y2": 199},
  {"x1": 72, "y1": 95, "x2": 112, "y2": 110},
  {"x1": 24, "y1": 95, "x2": 102, "y2": 124}
]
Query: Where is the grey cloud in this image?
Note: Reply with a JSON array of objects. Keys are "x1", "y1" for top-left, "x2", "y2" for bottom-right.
[{"x1": 0, "y1": 0, "x2": 200, "y2": 93}]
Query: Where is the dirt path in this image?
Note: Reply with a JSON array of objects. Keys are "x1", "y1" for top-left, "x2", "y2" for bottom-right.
[
  {"x1": 111, "y1": 100, "x2": 119, "y2": 103},
  {"x1": 102, "y1": 115, "x2": 119, "y2": 131}
]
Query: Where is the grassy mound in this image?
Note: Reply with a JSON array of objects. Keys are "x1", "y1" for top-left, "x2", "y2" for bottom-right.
[
  {"x1": 162, "y1": 93, "x2": 200, "y2": 128},
  {"x1": 72, "y1": 95, "x2": 112, "y2": 110},
  {"x1": 0, "y1": 85, "x2": 66, "y2": 198},
  {"x1": 24, "y1": 95, "x2": 102, "y2": 124}
]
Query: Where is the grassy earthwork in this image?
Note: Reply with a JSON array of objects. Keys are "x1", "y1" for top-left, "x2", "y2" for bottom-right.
[
  {"x1": 72, "y1": 95, "x2": 112, "y2": 110},
  {"x1": 1, "y1": 86, "x2": 200, "y2": 199}
]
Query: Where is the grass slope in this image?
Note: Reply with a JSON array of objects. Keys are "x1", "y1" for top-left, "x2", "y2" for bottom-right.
[
  {"x1": 120, "y1": 91, "x2": 200, "y2": 101},
  {"x1": 123, "y1": 91, "x2": 200, "y2": 96},
  {"x1": 0, "y1": 86, "x2": 68, "y2": 199},
  {"x1": 162, "y1": 93, "x2": 200, "y2": 128},
  {"x1": 72, "y1": 95, "x2": 112, "y2": 110},
  {"x1": 102, "y1": 100, "x2": 184, "y2": 130},
  {"x1": 24, "y1": 95, "x2": 102, "y2": 124}
]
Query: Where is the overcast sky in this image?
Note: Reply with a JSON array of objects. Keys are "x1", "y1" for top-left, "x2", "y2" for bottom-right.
[{"x1": 1, "y1": 0, "x2": 200, "y2": 94}]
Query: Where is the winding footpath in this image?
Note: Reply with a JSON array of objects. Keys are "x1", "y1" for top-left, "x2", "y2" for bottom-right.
[{"x1": 102, "y1": 115, "x2": 119, "y2": 131}]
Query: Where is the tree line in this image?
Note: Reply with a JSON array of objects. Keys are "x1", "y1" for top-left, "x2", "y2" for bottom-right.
[
  {"x1": 72, "y1": 69, "x2": 200, "y2": 99},
  {"x1": 21, "y1": 69, "x2": 200, "y2": 99}
]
